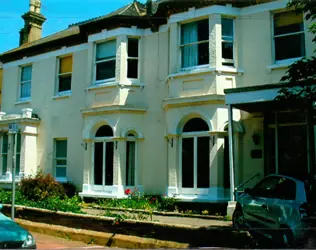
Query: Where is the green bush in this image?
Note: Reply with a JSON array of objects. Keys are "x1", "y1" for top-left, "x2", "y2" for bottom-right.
[
  {"x1": 61, "y1": 182, "x2": 77, "y2": 198},
  {"x1": 19, "y1": 170, "x2": 66, "y2": 201}
]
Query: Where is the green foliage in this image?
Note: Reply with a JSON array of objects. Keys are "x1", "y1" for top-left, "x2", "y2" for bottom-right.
[
  {"x1": 19, "y1": 170, "x2": 66, "y2": 201},
  {"x1": 277, "y1": 1, "x2": 316, "y2": 108},
  {"x1": 61, "y1": 182, "x2": 77, "y2": 198}
]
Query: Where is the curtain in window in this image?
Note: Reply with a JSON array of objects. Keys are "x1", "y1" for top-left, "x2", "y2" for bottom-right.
[
  {"x1": 182, "y1": 22, "x2": 198, "y2": 68},
  {"x1": 21, "y1": 82, "x2": 31, "y2": 98},
  {"x1": 126, "y1": 141, "x2": 136, "y2": 186}
]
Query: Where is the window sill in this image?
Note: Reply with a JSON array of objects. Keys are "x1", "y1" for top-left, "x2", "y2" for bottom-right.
[
  {"x1": 15, "y1": 99, "x2": 31, "y2": 105},
  {"x1": 53, "y1": 91, "x2": 72, "y2": 100},
  {"x1": 267, "y1": 57, "x2": 303, "y2": 72},
  {"x1": 166, "y1": 66, "x2": 244, "y2": 83},
  {"x1": 56, "y1": 177, "x2": 68, "y2": 183},
  {"x1": 86, "y1": 81, "x2": 118, "y2": 91}
]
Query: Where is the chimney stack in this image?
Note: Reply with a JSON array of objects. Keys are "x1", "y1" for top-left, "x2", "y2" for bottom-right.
[{"x1": 19, "y1": 0, "x2": 46, "y2": 46}]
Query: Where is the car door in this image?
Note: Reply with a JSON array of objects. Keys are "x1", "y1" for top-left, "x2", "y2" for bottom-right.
[{"x1": 242, "y1": 176, "x2": 281, "y2": 230}]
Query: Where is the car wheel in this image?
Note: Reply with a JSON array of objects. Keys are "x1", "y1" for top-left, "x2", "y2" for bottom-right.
[{"x1": 232, "y1": 208, "x2": 245, "y2": 230}]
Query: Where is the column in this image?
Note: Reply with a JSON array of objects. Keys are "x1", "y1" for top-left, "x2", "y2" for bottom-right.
[
  {"x1": 209, "y1": 14, "x2": 222, "y2": 68},
  {"x1": 112, "y1": 139, "x2": 125, "y2": 198},
  {"x1": 167, "y1": 135, "x2": 178, "y2": 196},
  {"x1": 82, "y1": 140, "x2": 92, "y2": 194},
  {"x1": 228, "y1": 105, "x2": 235, "y2": 201},
  {"x1": 116, "y1": 35, "x2": 128, "y2": 84}
]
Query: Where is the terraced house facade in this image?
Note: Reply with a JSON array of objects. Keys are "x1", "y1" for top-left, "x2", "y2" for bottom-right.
[{"x1": 0, "y1": 0, "x2": 314, "y2": 203}]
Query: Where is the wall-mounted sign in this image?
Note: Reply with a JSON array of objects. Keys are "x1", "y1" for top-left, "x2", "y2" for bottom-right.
[{"x1": 8, "y1": 123, "x2": 19, "y2": 134}]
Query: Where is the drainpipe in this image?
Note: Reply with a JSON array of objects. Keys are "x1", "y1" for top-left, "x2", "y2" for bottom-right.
[{"x1": 228, "y1": 104, "x2": 235, "y2": 201}]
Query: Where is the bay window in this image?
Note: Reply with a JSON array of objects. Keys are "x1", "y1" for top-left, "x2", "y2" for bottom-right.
[
  {"x1": 273, "y1": 11, "x2": 305, "y2": 61},
  {"x1": 95, "y1": 40, "x2": 116, "y2": 82},
  {"x1": 180, "y1": 19, "x2": 209, "y2": 69}
]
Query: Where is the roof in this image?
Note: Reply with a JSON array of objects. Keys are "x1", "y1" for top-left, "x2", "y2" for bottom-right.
[{"x1": 0, "y1": 0, "x2": 275, "y2": 63}]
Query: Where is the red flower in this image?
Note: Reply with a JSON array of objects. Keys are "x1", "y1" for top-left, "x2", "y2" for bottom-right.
[
  {"x1": 115, "y1": 221, "x2": 119, "y2": 225},
  {"x1": 152, "y1": 197, "x2": 156, "y2": 201},
  {"x1": 125, "y1": 189, "x2": 131, "y2": 195}
]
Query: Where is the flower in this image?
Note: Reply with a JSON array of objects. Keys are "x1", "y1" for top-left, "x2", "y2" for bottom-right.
[
  {"x1": 151, "y1": 197, "x2": 156, "y2": 201},
  {"x1": 125, "y1": 189, "x2": 131, "y2": 195},
  {"x1": 115, "y1": 221, "x2": 120, "y2": 225}
]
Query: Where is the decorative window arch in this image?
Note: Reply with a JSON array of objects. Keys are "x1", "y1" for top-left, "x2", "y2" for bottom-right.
[
  {"x1": 95, "y1": 125, "x2": 113, "y2": 137},
  {"x1": 180, "y1": 117, "x2": 211, "y2": 191}
]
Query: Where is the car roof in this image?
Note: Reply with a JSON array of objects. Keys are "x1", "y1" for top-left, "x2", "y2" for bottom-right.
[{"x1": 265, "y1": 174, "x2": 304, "y2": 184}]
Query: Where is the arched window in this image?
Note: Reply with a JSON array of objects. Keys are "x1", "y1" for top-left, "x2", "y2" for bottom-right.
[
  {"x1": 181, "y1": 118, "x2": 210, "y2": 190},
  {"x1": 94, "y1": 125, "x2": 114, "y2": 186},
  {"x1": 126, "y1": 132, "x2": 136, "y2": 186}
]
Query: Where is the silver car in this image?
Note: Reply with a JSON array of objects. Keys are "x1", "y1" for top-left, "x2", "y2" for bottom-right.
[{"x1": 232, "y1": 174, "x2": 316, "y2": 248}]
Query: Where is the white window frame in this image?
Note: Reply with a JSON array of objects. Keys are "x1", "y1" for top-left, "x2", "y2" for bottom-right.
[
  {"x1": 54, "y1": 138, "x2": 68, "y2": 182},
  {"x1": 56, "y1": 55, "x2": 73, "y2": 95},
  {"x1": 127, "y1": 37, "x2": 140, "y2": 80},
  {"x1": 125, "y1": 133, "x2": 138, "y2": 187},
  {"x1": 221, "y1": 16, "x2": 235, "y2": 67},
  {"x1": 94, "y1": 39, "x2": 117, "y2": 85},
  {"x1": 179, "y1": 18, "x2": 210, "y2": 71},
  {"x1": 272, "y1": 11, "x2": 305, "y2": 64},
  {"x1": 19, "y1": 65, "x2": 32, "y2": 101},
  {"x1": 179, "y1": 131, "x2": 211, "y2": 195}
]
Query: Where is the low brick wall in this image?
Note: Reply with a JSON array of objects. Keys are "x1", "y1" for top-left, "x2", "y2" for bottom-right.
[{"x1": 2, "y1": 205, "x2": 253, "y2": 248}]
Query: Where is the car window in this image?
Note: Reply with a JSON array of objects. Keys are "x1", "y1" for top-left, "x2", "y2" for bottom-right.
[
  {"x1": 274, "y1": 178, "x2": 296, "y2": 200},
  {"x1": 251, "y1": 176, "x2": 281, "y2": 198}
]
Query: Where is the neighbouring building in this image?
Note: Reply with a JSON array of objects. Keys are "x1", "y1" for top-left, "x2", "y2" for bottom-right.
[{"x1": 0, "y1": 0, "x2": 314, "y2": 204}]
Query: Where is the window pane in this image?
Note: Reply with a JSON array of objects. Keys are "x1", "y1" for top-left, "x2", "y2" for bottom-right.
[
  {"x1": 56, "y1": 159, "x2": 67, "y2": 165},
  {"x1": 128, "y1": 39, "x2": 139, "y2": 58},
  {"x1": 126, "y1": 141, "x2": 136, "y2": 186},
  {"x1": 197, "y1": 19, "x2": 209, "y2": 41},
  {"x1": 21, "y1": 66, "x2": 32, "y2": 82},
  {"x1": 56, "y1": 140, "x2": 67, "y2": 158},
  {"x1": 56, "y1": 167, "x2": 67, "y2": 178},
  {"x1": 182, "y1": 138, "x2": 194, "y2": 188},
  {"x1": 96, "y1": 60, "x2": 116, "y2": 81},
  {"x1": 197, "y1": 137, "x2": 210, "y2": 188},
  {"x1": 105, "y1": 142, "x2": 114, "y2": 186},
  {"x1": 59, "y1": 56, "x2": 73, "y2": 74},
  {"x1": 20, "y1": 81, "x2": 31, "y2": 98},
  {"x1": 275, "y1": 178, "x2": 296, "y2": 200},
  {"x1": 16, "y1": 133, "x2": 21, "y2": 153},
  {"x1": 2, "y1": 134, "x2": 8, "y2": 153},
  {"x1": 15, "y1": 154, "x2": 20, "y2": 175},
  {"x1": 222, "y1": 18, "x2": 234, "y2": 37},
  {"x1": 181, "y1": 22, "x2": 198, "y2": 44},
  {"x1": 222, "y1": 42, "x2": 233, "y2": 60},
  {"x1": 2, "y1": 155, "x2": 7, "y2": 176},
  {"x1": 275, "y1": 34, "x2": 305, "y2": 60},
  {"x1": 251, "y1": 177, "x2": 280, "y2": 198},
  {"x1": 95, "y1": 125, "x2": 113, "y2": 137},
  {"x1": 59, "y1": 75, "x2": 72, "y2": 92},
  {"x1": 198, "y1": 42, "x2": 209, "y2": 65},
  {"x1": 127, "y1": 59, "x2": 138, "y2": 79},
  {"x1": 181, "y1": 44, "x2": 198, "y2": 68},
  {"x1": 274, "y1": 11, "x2": 304, "y2": 36},
  {"x1": 96, "y1": 40, "x2": 116, "y2": 61},
  {"x1": 94, "y1": 142, "x2": 103, "y2": 185}
]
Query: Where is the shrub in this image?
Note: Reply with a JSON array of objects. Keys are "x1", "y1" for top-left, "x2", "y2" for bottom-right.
[{"x1": 19, "y1": 170, "x2": 66, "y2": 201}]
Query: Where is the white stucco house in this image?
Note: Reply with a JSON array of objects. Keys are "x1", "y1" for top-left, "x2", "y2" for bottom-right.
[{"x1": 0, "y1": 0, "x2": 314, "y2": 205}]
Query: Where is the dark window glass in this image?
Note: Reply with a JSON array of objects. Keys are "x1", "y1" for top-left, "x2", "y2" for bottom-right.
[
  {"x1": 183, "y1": 118, "x2": 209, "y2": 133},
  {"x1": 251, "y1": 176, "x2": 280, "y2": 198},
  {"x1": 128, "y1": 39, "x2": 139, "y2": 58},
  {"x1": 126, "y1": 141, "x2": 136, "y2": 186},
  {"x1": 275, "y1": 34, "x2": 305, "y2": 61},
  {"x1": 182, "y1": 138, "x2": 194, "y2": 188},
  {"x1": 105, "y1": 142, "x2": 114, "y2": 186},
  {"x1": 127, "y1": 59, "x2": 138, "y2": 79},
  {"x1": 222, "y1": 42, "x2": 233, "y2": 60},
  {"x1": 96, "y1": 60, "x2": 116, "y2": 81},
  {"x1": 94, "y1": 142, "x2": 103, "y2": 185},
  {"x1": 95, "y1": 125, "x2": 113, "y2": 137},
  {"x1": 58, "y1": 75, "x2": 71, "y2": 92},
  {"x1": 198, "y1": 42, "x2": 209, "y2": 65},
  {"x1": 197, "y1": 137, "x2": 210, "y2": 188}
]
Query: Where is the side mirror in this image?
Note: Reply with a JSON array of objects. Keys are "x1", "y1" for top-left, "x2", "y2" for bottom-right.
[{"x1": 244, "y1": 188, "x2": 252, "y2": 195}]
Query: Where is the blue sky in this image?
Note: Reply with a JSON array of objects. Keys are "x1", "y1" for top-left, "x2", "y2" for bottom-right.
[{"x1": 0, "y1": 0, "x2": 144, "y2": 53}]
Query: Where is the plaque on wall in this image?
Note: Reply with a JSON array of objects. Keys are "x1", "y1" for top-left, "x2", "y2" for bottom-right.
[{"x1": 251, "y1": 149, "x2": 262, "y2": 159}]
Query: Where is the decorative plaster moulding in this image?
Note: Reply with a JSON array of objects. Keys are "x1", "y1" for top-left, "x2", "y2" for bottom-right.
[{"x1": 80, "y1": 106, "x2": 147, "y2": 116}]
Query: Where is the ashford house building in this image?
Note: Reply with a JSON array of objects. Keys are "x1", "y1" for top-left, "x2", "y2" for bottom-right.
[{"x1": 0, "y1": 0, "x2": 314, "y2": 205}]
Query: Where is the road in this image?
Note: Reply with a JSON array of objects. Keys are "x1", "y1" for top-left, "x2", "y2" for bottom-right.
[{"x1": 32, "y1": 232, "x2": 106, "y2": 249}]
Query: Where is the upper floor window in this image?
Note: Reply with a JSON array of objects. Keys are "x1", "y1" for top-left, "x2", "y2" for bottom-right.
[
  {"x1": 127, "y1": 38, "x2": 139, "y2": 79},
  {"x1": 222, "y1": 17, "x2": 234, "y2": 66},
  {"x1": 180, "y1": 19, "x2": 209, "y2": 69},
  {"x1": 273, "y1": 11, "x2": 305, "y2": 61},
  {"x1": 95, "y1": 40, "x2": 116, "y2": 83},
  {"x1": 20, "y1": 65, "x2": 32, "y2": 99},
  {"x1": 58, "y1": 55, "x2": 73, "y2": 93}
]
